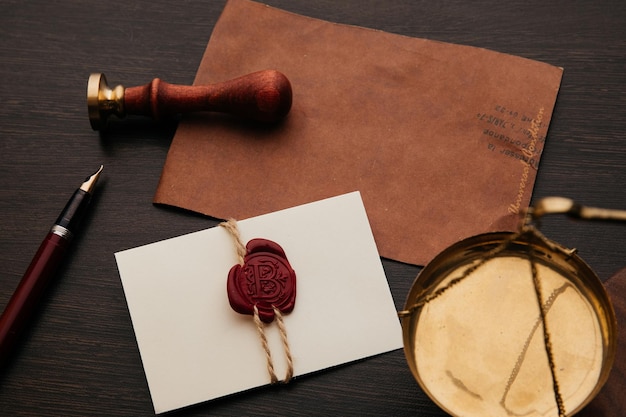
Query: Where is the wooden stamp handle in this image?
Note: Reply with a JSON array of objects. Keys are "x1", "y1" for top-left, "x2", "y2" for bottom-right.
[{"x1": 87, "y1": 70, "x2": 292, "y2": 130}]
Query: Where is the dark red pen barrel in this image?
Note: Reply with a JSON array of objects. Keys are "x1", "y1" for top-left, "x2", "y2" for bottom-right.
[{"x1": 0, "y1": 232, "x2": 69, "y2": 365}]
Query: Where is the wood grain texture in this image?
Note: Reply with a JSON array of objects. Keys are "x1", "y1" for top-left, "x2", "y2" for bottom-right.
[
  {"x1": 1, "y1": 1, "x2": 625, "y2": 416},
  {"x1": 123, "y1": 70, "x2": 292, "y2": 123}
]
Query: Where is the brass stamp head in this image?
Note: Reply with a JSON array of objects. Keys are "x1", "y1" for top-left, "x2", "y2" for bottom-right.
[{"x1": 87, "y1": 73, "x2": 125, "y2": 131}]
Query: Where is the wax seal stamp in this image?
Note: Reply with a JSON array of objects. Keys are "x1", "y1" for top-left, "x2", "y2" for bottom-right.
[
  {"x1": 227, "y1": 238, "x2": 296, "y2": 323},
  {"x1": 87, "y1": 69, "x2": 293, "y2": 130}
]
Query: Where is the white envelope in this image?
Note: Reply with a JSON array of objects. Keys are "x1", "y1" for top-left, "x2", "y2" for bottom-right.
[{"x1": 115, "y1": 192, "x2": 403, "y2": 413}]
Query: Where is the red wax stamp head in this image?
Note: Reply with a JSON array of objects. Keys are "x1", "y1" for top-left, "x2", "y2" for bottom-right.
[{"x1": 227, "y1": 238, "x2": 296, "y2": 323}]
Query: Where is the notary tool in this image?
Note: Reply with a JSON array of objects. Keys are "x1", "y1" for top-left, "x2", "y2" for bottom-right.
[
  {"x1": 400, "y1": 197, "x2": 624, "y2": 417},
  {"x1": 87, "y1": 69, "x2": 292, "y2": 130}
]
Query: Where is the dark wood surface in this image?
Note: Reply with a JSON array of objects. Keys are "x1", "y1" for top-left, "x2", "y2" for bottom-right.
[{"x1": 1, "y1": 1, "x2": 625, "y2": 416}]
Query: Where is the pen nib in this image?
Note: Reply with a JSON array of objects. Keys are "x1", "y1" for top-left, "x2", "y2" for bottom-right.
[{"x1": 80, "y1": 165, "x2": 104, "y2": 193}]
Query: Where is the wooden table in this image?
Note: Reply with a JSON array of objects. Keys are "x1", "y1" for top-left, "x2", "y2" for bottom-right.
[{"x1": 1, "y1": 1, "x2": 625, "y2": 415}]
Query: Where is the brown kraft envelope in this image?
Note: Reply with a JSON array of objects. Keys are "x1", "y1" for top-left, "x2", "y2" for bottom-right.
[{"x1": 154, "y1": 0, "x2": 563, "y2": 266}]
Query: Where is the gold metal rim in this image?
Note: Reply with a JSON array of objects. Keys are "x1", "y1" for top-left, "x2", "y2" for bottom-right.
[
  {"x1": 87, "y1": 73, "x2": 106, "y2": 130},
  {"x1": 401, "y1": 231, "x2": 617, "y2": 417}
]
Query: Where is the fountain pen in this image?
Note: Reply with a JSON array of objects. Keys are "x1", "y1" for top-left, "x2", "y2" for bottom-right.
[{"x1": 0, "y1": 166, "x2": 103, "y2": 367}]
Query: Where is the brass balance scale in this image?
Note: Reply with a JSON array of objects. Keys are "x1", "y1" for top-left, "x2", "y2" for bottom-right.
[{"x1": 400, "y1": 197, "x2": 625, "y2": 417}]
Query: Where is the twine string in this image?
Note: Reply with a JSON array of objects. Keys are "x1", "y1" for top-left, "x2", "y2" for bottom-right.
[
  {"x1": 220, "y1": 218, "x2": 294, "y2": 384},
  {"x1": 220, "y1": 218, "x2": 246, "y2": 265},
  {"x1": 253, "y1": 305, "x2": 278, "y2": 384},
  {"x1": 274, "y1": 306, "x2": 294, "y2": 383}
]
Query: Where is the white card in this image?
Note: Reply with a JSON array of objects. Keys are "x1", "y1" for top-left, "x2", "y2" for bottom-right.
[{"x1": 115, "y1": 192, "x2": 403, "y2": 414}]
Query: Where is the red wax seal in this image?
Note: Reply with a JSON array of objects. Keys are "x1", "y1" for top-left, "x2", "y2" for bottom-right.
[{"x1": 227, "y1": 238, "x2": 296, "y2": 323}]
